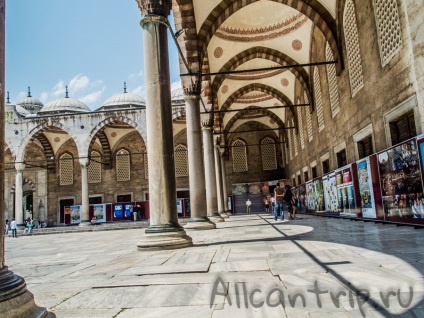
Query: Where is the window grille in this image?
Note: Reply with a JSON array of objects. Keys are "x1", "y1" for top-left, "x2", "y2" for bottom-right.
[
  {"x1": 116, "y1": 149, "x2": 130, "y2": 181},
  {"x1": 261, "y1": 137, "x2": 277, "y2": 170},
  {"x1": 288, "y1": 126, "x2": 293, "y2": 160},
  {"x1": 314, "y1": 67, "x2": 325, "y2": 131},
  {"x1": 304, "y1": 91, "x2": 313, "y2": 141},
  {"x1": 175, "y1": 144, "x2": 188, "y2": 177},
  {"x1": 293, "y1": 119, "x2": 298, "y2": 156},
  {"x1": 144, "y1": 153, "x2": 149, "y2": 179},
  {"x1": 232, "y1": 139, "x2": 248, "y2": 172},
  {"x1": 88, "y1": 151, "x2": 101, "y2": 183},
  {"x1": 60, "y1": 153, "x2": 73, "y2": 185},
  {"x1": 372, "y1": 0, "x2": 402, "y2": 67},
  {"x1": 326, "y1": 43, "x2": 340, "y2": 117},
  {"x1": 344, "y1": 0, "x2": 364, "y2": 96}
]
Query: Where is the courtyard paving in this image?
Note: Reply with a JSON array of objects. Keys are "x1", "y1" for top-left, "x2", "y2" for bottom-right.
[{"x1": 4, "y1": 214, "x2": 424, "y2": 317}]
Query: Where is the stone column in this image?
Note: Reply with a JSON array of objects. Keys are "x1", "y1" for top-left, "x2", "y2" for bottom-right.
[
  {"x1": 14, "y1": 163, "x2": 25, "y2": 225},
  {"x1": 202, "y1": 121, "x2": 224, "y2": 222},
  {"x1": 214, "y1": 140, "x2": 229, "y2": 218},
  {"x1": 136, "y1": 0, "x2": 192, "y2": 250},
  {"x1": 79, "y1": 158, "x2": 90, "y2": 226},
  {"x1": 220, "y1": 150, "x2": 231, "y2": 215},
  {"x1": 0, "y1": 1, "x2": 55, "y2": 316},
  {"x1": 183, "y1": 85, "x2": 215, "y2": 230}
]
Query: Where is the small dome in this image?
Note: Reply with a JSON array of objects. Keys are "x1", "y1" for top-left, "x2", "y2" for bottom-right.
[
  {"x1": 171, "y1": 87, "x2": 184, "y2": 102},
  {"x1": 16, "y1": 88, "x2": 44, "y2": 114},
  {"x1": 15, "y1": 105, "x2": 31, "y2": 116},
  {"x1": 39, "y1": 97, "x2": 90, "y2": 114},
  {"x1": 102, "y1": 92, "x2": 146, "y2": 108}
]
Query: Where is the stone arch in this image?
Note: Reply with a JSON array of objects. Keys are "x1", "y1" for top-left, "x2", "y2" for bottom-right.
[
  {"x1": 85, "y1": 115, "x2": 147, "y2": 161},
  {"x1": 32, "y1": 131, "x2": 56, "y2": 171},
  {"x1": 11, "y1": 177, "x2": 36, "y2": 194},
  {"x1": 211, "y1": 46, "x2": 312, "y2": 105},
  {"x1": 174, "y1": 128, "x2": 187, "y2": 144},
  {"x1": 197, "y1": 0, "x2": 342, "y2": 74},
  {"x1": 219, "y1": 83, "x2": 296, "y2": 125},
  {"x1": 222, "y1": 106, "x2": 286, "y2": 145},
  {"x1": 88, "y1": 129, "x2": 113, "y2": 169}
]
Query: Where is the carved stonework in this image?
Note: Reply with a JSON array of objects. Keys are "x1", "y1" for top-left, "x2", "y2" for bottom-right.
[
  {"x1": 135, "y1": 0, "x2": 171, "y2": 17},
  {"x1": 183, "y1": 82, "x2": 201, "y2": 97}
]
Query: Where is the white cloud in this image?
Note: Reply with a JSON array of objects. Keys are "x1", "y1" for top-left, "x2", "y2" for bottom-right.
[
  {"x1": 129, "y1": 69, "x2": 143, "y2": 79},
  {"x1": 68, "y1": 74, "x2": 90, "y2": 94},
  {"x1": 79, "y1": 87, "x2": 105, "y2": 104},
  {"x1": 52, "y1": 81, "x2": 66, "y2": 97},
  {"x1": 17, "y1": 91, "x2": 26, "y2": 100},
  {"x1": 130, "y1": 85, "x2": 145, "y2": 96},
  {"x1": 40, "y1": 91, "x2": 49, "y2": 103}
]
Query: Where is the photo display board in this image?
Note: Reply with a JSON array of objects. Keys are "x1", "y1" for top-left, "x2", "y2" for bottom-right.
[
  {"x1": 335, "y1": 166, "x2": 357, "y2": 217},
  {"x1": 357, "y1": 157, "x2": 377, "y2": 218}
]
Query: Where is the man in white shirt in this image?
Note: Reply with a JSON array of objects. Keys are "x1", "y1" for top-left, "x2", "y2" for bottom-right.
[
  {"x1": 246, "y1": 199, "x2": 252, "y2": 214},
  {"x1": 10, "y1": 218, "x2": 18, "y2": 238}
]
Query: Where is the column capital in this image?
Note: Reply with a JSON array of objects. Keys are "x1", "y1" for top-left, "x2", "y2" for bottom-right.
[
  {"x1": 201, "y1": 118, "x2": 213, "y2": 130},
  {"x1": 136, "y1": 0, "x2": 171, "y2": 18},
  {"x1": 15, "y1": 163, "x2": 25, "y2": 171},
  {"x1": 183, "y1": 82, "x2": 201, "y2": 99}
]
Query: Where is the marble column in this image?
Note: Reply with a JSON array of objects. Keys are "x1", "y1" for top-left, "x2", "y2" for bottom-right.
[
  {"x1": 14, "y1": 163, "x2": 25, "y2": 225},
  {"x1": 136, "y1": 0, "x2": 192, "y2": 250},
  {"x1": 202, "y1": 121, "x2": 224, "y2": 222},
  {"x1": 183, "y1": 85, "x2": 215, "y2": 230},
  {"x1": 0, "y1": 1, "x2": 55, "y2": 316},
  {"x1": 220, "y1": 150, "x2": 231, "y2": 215},
  {"x1": 214, "y1": 141, "x2": 229, "y2": 218},
  {"x1": 79, "y1": 158, "x2": 90, "y2": 226}
]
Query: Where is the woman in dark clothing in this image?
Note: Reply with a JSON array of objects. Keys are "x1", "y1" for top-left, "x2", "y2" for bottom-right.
[{"x1": 283, "y1": 185, "x2": 297, "y2": 220}]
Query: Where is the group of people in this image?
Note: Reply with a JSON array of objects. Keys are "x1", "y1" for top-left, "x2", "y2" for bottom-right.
[
  {"x1": 245, "y1": 183, "x2": 297, "y2": 220},
  {"x1": 4, "y1": 218, "x2": 47, "y2": 238}
]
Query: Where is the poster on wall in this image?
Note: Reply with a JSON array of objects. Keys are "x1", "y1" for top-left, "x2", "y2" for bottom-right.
[
  {"x1": 70, "y1": 205, "x2": 81, "y2": 224},
  {"x1": 313, "y1": 178, "x2": 325, "y2": 212},
  {"x1": 335, "y1": 166, "x2": 357, "y2": 217},
  {"x1": 93, "y1": 204, "x2": 106, "y2": 222},
  {"x1": 323, "y1": 173, "x2": 338, "y2": 215},
  {"x1": 417, "y1": 135, "x2": 424, "y2": 186},
  {"x1": 114, "y1": 204, "x2": 123, "y2": 218},
  {"x1": 176, "y1": 200, "x2": 183, "y2": 214},
  {"x1": 357, "y1": 158, "x2": 377, "y2": 218},
  {"x1": 306, "y1": 182, "x2": 315, "y2": 212},
  {"x1": 378, "y1": 139, "x2": 424, "y2": 219},
  {"x1": 232, "y1": 184, "x2": 248, "y2": 196},
  {"x1": 124, "y1": 204, "x2": 133, "y2": 218}
]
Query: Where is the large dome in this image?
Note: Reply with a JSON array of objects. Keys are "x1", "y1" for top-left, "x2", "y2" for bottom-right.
[
  {"x1": 16, "y1": 88, "x2": 44, "y2": 114},
  {"x1": 39, "y1": 97, "x2": 90, "y2": 115},
  {"x1": 171, "y1": 87, "x2": 184, "y2": 103}
]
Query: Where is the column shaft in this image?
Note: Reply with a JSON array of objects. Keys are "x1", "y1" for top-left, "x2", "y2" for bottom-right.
[
  {"x1": 14, "y1": 165, "x2": 24, "y2": 225},
  {"x1": 184, "y1": 93, "x2": 215, "y2": 229},
  {"x1": 136, "y1": 8, "x2": 191, "y2": 250},
  {"x1": 79, "y1": 160, "x2": 90, "y2": 226},
  {"x1": 214, "y1": 145, "x2": 228, "y2": 218},
  {"x1": 220, "y1": 154, "x2": 230, "y2": 213}
]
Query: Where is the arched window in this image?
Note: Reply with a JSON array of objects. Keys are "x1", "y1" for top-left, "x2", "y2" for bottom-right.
[
  {"x1": 116, "y1": 149, "x2": 130, "y2": 181},
  {"x1": 293, "y1": 119, "x2": 298, "y2": 156},
  {"x1": 59, "y1": 153, "x2": 73, "y2": 185},
  {"x1": 261, "y1": 137, "x2": 277, "y2": 170},
  {"x1": 304, "y1": 91, "x2": 313, "y2": 142},
  {"x1": 344, "y1": 0, "x2": 364, "y2": 97},
  {"x1": 314, "y1": 67, "x2": 325, "y2": 131},
  {"x1": 88, "y1": 151, "x2": 102, "y2": 183},
  {"x1": 232, "y1": 139, "x2": 248, "y2": 172},
  {"x1": 297, "y1": 103, "x2": 305, "y2": 149},
  {"x1": 288, "y1": 124, "x2": 293, "y2": 160},
  {"x1": 372, "y1": 0, "x2": 402, "y2": 67},
  {"x1": 175, "y1": 144, "x2": 188, "y2": 177},
  {"x1": 284, "y1": 142, "x2": 289, "y2": 166},
  {"x1": 326, "y1": 42, "x2": 340, "y2": 117}
]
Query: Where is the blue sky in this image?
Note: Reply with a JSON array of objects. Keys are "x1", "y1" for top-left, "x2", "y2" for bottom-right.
[{"x1": 6, "y1": 0, "x2": 182, "y2": 110}]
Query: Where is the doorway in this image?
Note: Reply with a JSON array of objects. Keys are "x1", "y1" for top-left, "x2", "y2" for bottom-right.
[{"x1": 59, "y1": 198, "x2": 74, "y2": 224}]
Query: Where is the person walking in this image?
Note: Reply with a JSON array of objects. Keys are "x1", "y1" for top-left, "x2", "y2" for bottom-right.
[
  {"x1": 10, "y1": 218, "x2": 18, "y2": 238},
  {"x1": 270, "y1": 196, "x2": 275, "y2": 215},
  {"x1": 264, "y1": 197, "x2": 270, "y2": 213},
  {"x1": 283, "y1": 185, "x2": 297, "y2": 220},
  {"x1": 246, "y1": 198, "x2": 252, "y2": 214},
  {"x1": 274, "y1": 183, "x2": 285, "y2": 221}
]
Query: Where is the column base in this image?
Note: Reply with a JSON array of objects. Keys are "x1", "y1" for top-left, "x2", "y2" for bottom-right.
[
  {"x1": 78, "y1": 220, "x2": 92, "y2": 227},
  {"x1": 137, "y1": 225, "x2": 193, "y2": 251},
  {"x1": 225, "y1": 210, "x2": 233, "y2": 215},
  {"x1": 0, "y1": 267, "x2": 55, "y2": 318},
  {"x1": 184, "y1": 217, "x2": 216, "y2": 230},
  {"x1": 207, "y1": 213, "x2": 225, "y2": 222},
  {"x1": 219, "y1": 212, "x2": 229, "y2": 218}
]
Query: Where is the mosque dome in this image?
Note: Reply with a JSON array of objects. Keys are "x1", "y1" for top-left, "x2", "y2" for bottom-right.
[
  {"x1": 15, "y1": 105, "x2": 31, "y2": 116},
  {"x1": 38, "y1": 87, "x2": 90, "y2": 115},
  {"x1": 99, "y1": 83, "x2": 146, "y2": 111},
  {"x1": 171, "y1": 86, "x2": 185, "y2": 106},
  {"x1": 16, "y1": 87, "x2": 44, "y2": 114}
]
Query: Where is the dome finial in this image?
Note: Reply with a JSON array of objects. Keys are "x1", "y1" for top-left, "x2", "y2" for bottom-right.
[
  {"x1": 6, "y1": 91, "x2": 10, "y2": 103},
  {"x1": 27, "y1": 86, "x2": 31, "y2": 97},
  {"x1": 124, "y1": 82, "x2": 127, "y2": 93},
  {"x1": 65, "y1": 85, "x2": 69, "y2": 98}
]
